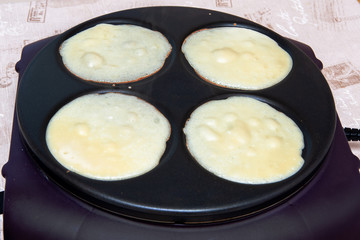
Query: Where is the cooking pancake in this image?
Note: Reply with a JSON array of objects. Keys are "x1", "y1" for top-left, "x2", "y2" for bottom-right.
[
  {"x1": 60, "y1": 23, "x2": 172, "y2": 83},
  {"x1": 46, "y1": 92, "x2": 171, "y2": 180},
  {"x1": 182, "y1": 27, "x2": 292, "y2": 90},
  {"x1": 183, "y1": 96, "x2": 304, "y2": 184}
]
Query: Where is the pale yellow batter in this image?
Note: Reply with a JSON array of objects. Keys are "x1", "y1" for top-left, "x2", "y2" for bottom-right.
[
  {"x1": 182, "y1": 27, "x2": 292, "y2": 90},
  {"x1": 60, "y1": 23, "x2": 172, "y2": 83},
  {"x1": 46, "y1": 92, "x2": 171, "y2": 180},
  {"x1": 183, "y1": 96, "x2": 304, "y2": 184}
]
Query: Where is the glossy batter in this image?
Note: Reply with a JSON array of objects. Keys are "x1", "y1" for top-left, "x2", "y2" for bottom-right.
[
  {"x1": 46, "y1": 92, "x2": 171, "y2": 180},
  {"x1": 60, "y1": 23, "x2": 172, "y2": 83},
  {"x1": 183, "y1": 96, "x2": 304, "y2": 184},
  {"x1": 182, "y1": 27, "x2": 292, "y2": 90}
]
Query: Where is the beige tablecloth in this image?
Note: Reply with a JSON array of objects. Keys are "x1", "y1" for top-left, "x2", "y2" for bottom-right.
[{"x1": 1, "y1": 0, "x2": 359, "y2": 237}]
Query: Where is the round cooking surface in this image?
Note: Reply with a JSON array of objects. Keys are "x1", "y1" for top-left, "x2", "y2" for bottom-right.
[{"x1": 16, "y1": 6, "x2": 336, "y2": 224}]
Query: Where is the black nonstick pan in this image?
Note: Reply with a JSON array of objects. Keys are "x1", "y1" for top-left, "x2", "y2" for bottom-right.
[{"x1": 16, "y1": 6, "x2": 336, "y2": 224}]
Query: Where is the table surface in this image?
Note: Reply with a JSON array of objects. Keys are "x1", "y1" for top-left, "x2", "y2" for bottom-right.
[{"x1": 1, "y1": 0, "x2": 360, "y2": 238}]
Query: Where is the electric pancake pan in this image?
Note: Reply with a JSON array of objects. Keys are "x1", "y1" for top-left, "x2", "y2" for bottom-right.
[{"x1": 16, "y1": 6, "x2": 336, "y2": 224}]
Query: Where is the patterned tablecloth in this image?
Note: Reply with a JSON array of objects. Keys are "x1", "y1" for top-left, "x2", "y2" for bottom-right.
[{"x1": 1, "y1": 0, "x2": 359, "y2": 238}]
